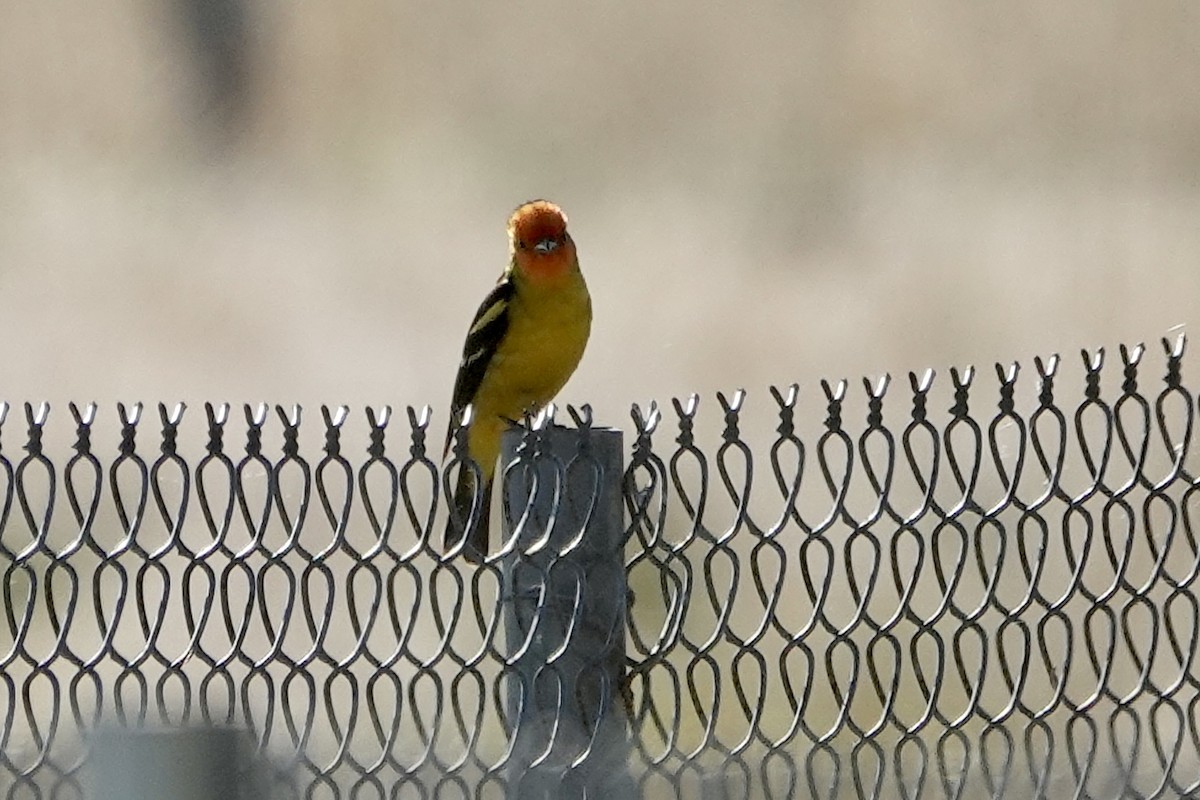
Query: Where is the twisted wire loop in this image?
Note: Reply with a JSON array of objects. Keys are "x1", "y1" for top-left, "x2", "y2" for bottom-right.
[{"x1": 1, "y1": 338, "x2": 1199, "y2": 799}]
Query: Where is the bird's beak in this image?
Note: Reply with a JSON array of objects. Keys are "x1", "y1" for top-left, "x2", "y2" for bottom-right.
[{"x1": 533, "y1": 238, "x2": 559, "y2": 253}]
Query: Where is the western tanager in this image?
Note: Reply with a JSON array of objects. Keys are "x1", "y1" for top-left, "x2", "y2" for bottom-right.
[{"x1": 443, "y1": 200, "x2": 592, "y2": 562}]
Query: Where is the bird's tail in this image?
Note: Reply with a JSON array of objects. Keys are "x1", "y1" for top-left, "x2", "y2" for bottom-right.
[{"x1": 445, "y1": 466, "x2": 492, "y2": 563}]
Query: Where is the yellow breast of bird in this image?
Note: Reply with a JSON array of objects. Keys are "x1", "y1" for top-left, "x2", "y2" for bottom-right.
[{"x1": 479, "y1": 283, "x2": 591, "y2": 418}]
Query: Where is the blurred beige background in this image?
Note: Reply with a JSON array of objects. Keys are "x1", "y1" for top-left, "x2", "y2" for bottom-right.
[{"x1": 1, "y1": 1, "x2": 1197, "y2": 424}]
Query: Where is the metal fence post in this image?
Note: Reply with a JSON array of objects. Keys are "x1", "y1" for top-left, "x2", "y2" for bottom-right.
[{"x1": 500, "y1": 421, "x2": 634, "y2": 799}]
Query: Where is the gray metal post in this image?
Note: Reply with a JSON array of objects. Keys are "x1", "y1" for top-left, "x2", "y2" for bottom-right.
[
  {"x1": 500, "y1": 423, "x2": 634, "y2": 799},
  {"x1": 89, "y1": 727, "x2": 259, "y2": 800}
]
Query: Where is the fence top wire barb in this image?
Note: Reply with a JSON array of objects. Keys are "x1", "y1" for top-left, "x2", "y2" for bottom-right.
[{"x1": 1, "y1": 336, "x2": 1199, "y2": 799}]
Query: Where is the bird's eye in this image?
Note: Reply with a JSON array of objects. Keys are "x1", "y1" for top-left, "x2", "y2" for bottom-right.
[{"x1": 517, "y1": 239, "x2": 527, "y2": 250}]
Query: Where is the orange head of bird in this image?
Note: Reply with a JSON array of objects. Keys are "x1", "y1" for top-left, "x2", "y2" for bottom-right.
[{"x1": 508, "y1": 200, "x2": 575, "y2": 278}]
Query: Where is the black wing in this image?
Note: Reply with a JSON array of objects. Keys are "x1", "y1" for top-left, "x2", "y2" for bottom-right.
[{"x1": 444, "y1": 275, "x2": 514, "y2": 455}]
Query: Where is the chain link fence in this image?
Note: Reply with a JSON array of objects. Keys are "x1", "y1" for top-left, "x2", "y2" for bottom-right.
[{"x1": 2, "y1": 338, "x2": 1199, "y2": 799}]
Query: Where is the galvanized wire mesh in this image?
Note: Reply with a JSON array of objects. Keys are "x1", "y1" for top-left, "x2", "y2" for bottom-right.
[{"x1": 3, "y1": 338, "x2": 1200, "y2": 799}]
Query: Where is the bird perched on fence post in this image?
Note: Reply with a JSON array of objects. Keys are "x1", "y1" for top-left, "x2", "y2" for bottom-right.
[{"x1": 443, "y1": 200, "x2": 592, "y2": 562}]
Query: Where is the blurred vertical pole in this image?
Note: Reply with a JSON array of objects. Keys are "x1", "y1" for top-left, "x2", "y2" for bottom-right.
[
  {"x1": 500, "y1": 423, "x2": 634, "y2": 799},
  {"x1": 90, "y1": 727, "x2": 259, "y2": 800},
  {"x1": 176, "y1": 0, "x2": 253, "y2": 142}
]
